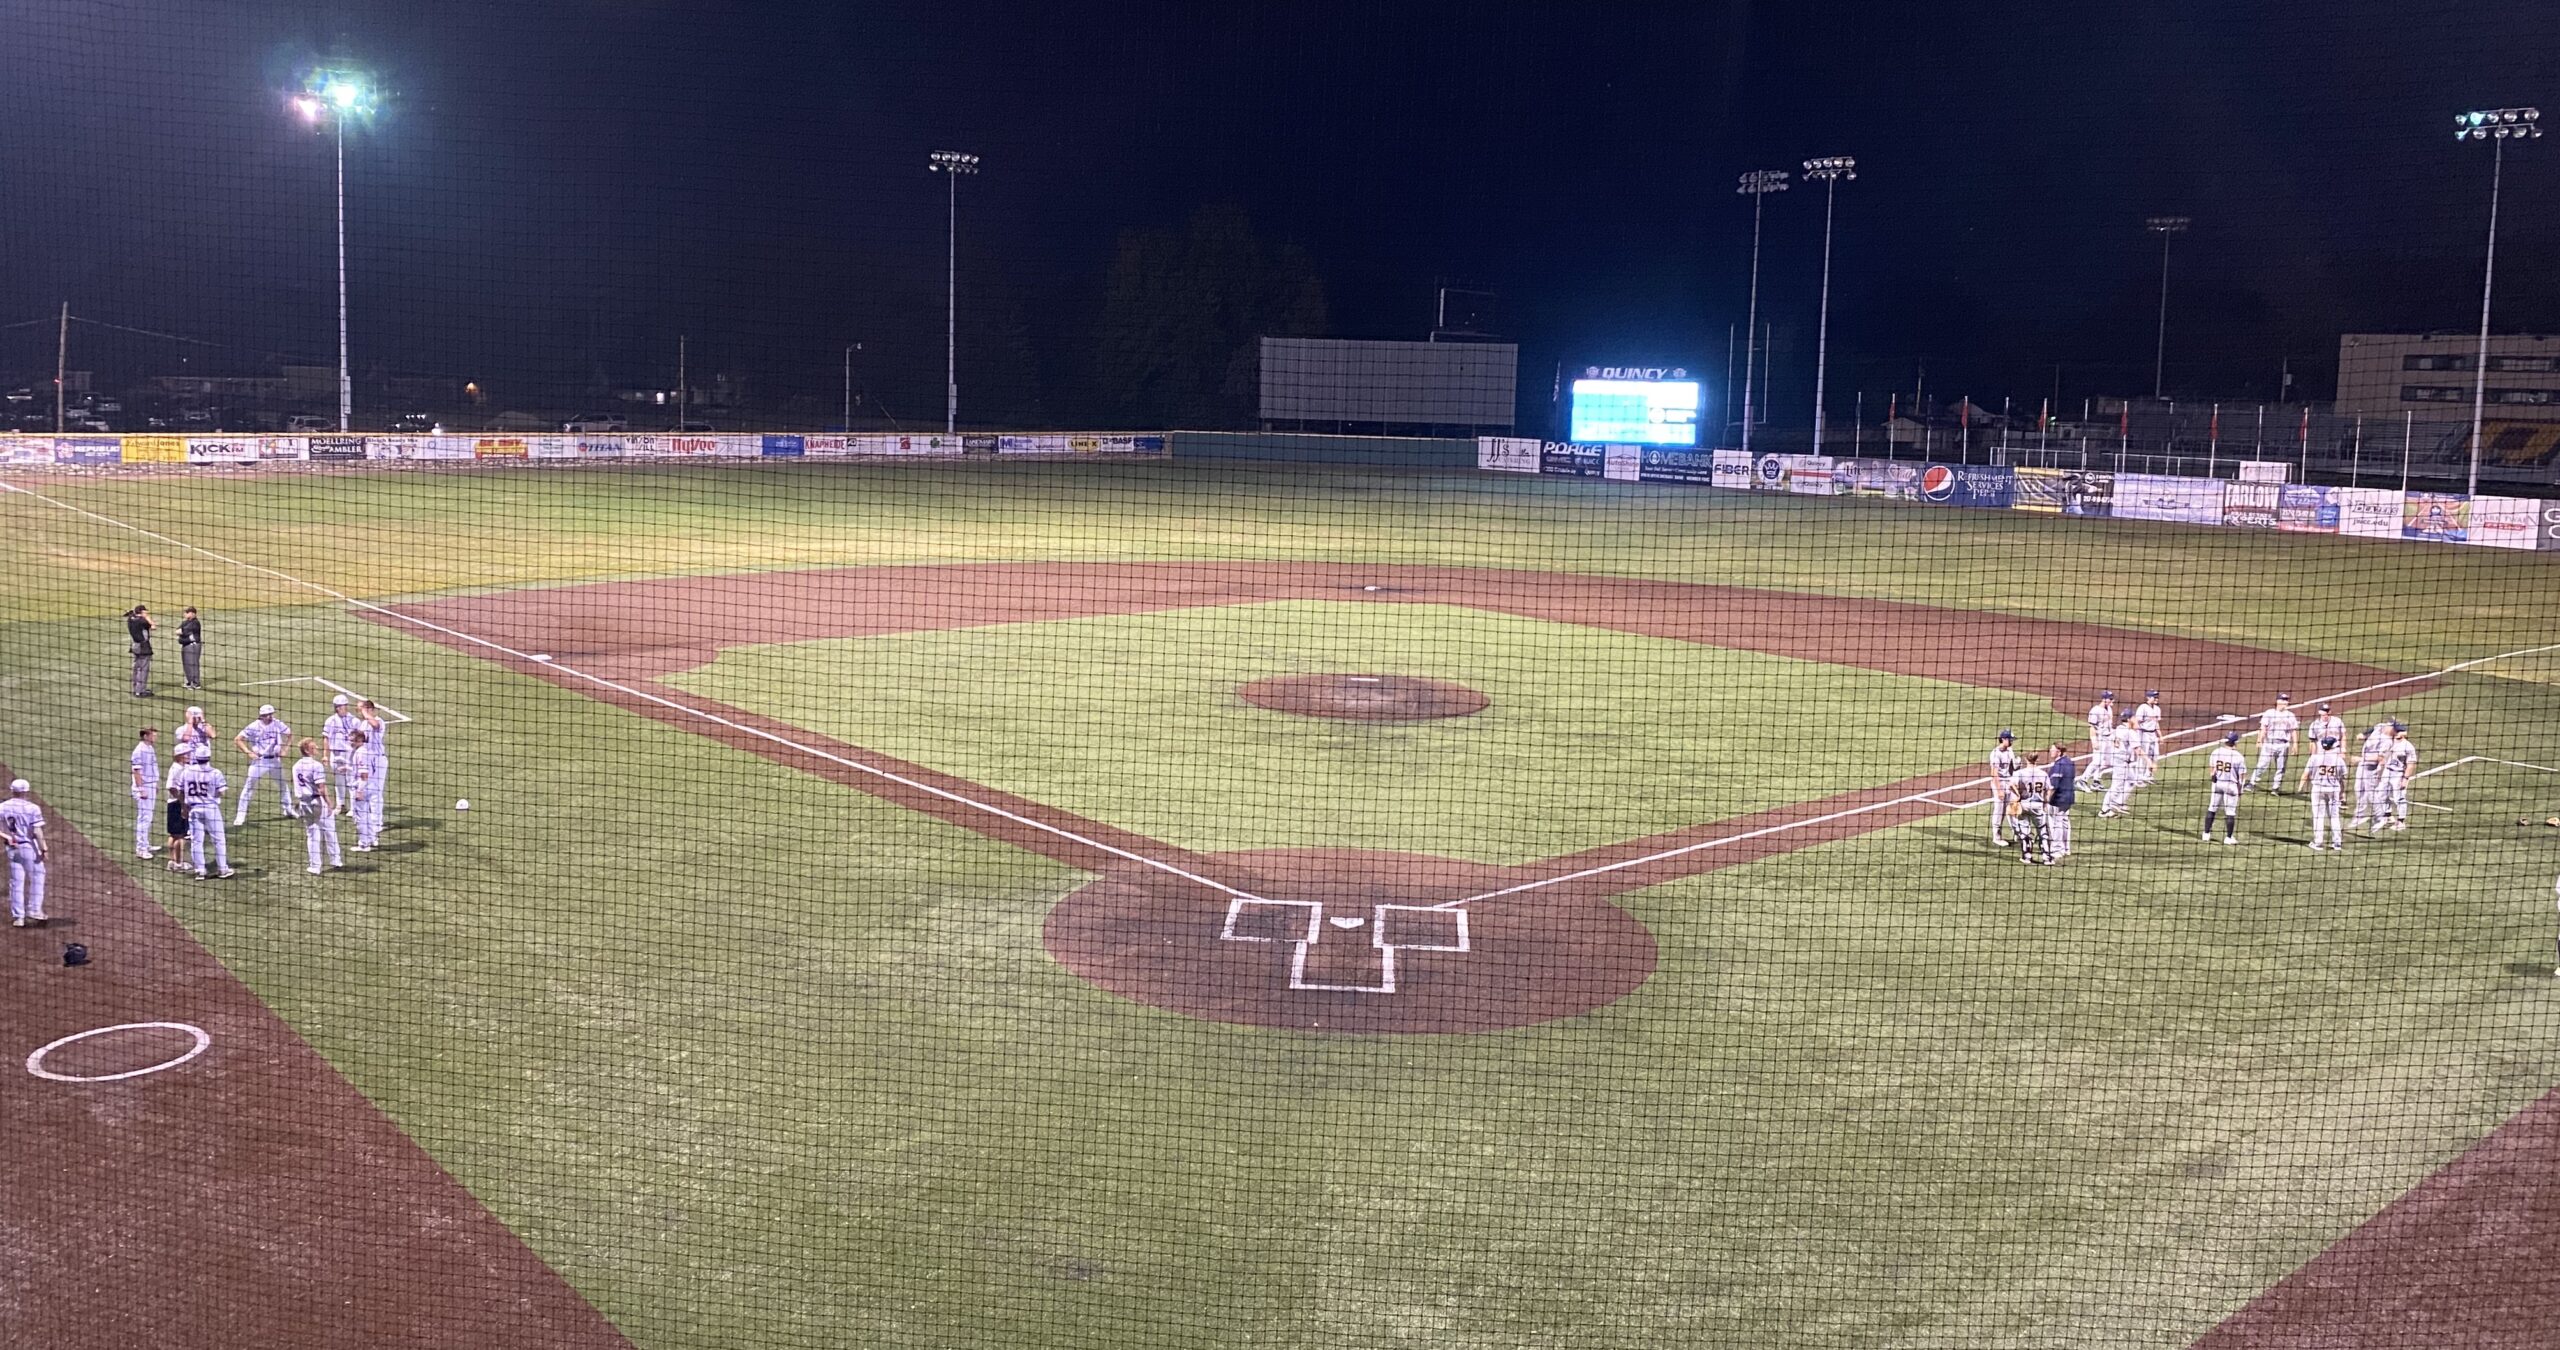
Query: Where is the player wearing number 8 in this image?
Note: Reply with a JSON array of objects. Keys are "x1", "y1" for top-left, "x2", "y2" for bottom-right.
[{"x1": 292, "y1": 740, "x2": 343, "y2": 874}]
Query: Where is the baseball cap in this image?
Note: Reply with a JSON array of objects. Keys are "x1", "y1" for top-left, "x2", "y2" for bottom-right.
[
  {"x1": 2145, "y1": 689, "x2": 2159, "y2": 699},
  {"x1": 185, "y1": 705, "x2": 203, "y2": 718},
  {"x1": 1998, "y1": 729, "x2": 2014, "y2": 741},
  {"x1": 2391, "y1": 721, "x2": 2407, "y2": 732},
  {"x1": 193, "y1": 747, "x2": 213, "y2": 762},
  {"x1": 7, "y1": 779, "x2": 28, "y2": 793},
  {"x1": 332, "y1": 694, "x2": 350, "y2": 707},
  {"x1": 258, "y1": 704, "x2": 276, "y2": 716},
  {"x1": 2318, "y1": 701, "x2": 2332, "y2": 711},
  {"x1": 2276, "y1": 692, "x2": 2291, "y2": 702},
  {"x1": 2100, "y1": 690, "x2": 2114, "y2": 699},
  {"x1": 2224, "y1": 731, "x2": 2240, "y2": 744}
]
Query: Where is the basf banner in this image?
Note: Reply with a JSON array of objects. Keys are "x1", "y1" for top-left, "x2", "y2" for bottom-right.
[
  {"x1": 2061, "y1": 470, "x2": 2114, "y2": 518},
  {"x1": 2113, "y1": 474, "x2": 2223, "y2": 525},
  {"x1": 2401, "y1": 491, "x2": 2468, "y2": 543},
  {"x1": 2221, "y1": 481, "x2": 2279, "y2": 530},
  {"x1": 1476, "y1": 437, "x2": 1539, "y2": 472},
  {"x1": 2276, "y1": 484, "x2": 2338, "y2": 533},
  {"x1": 2466, "y1": 496, "x2": 2538, "y2": 550},
  {"x1": 1916, "y1": 463, "x2": 2015, "y2": 509},
  {"x1": 2333, "y1": 488, "x2": 2405, "y2": 539}
]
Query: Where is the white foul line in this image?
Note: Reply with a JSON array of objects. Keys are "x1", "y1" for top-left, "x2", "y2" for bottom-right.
[
  {"x1": 1435, "y1": 639, "x2": 2560, "y2": 909},
  {"x1": 1, "y1": 480, "x2": 1266, "y2": 904},
  {"x1": 241, "y1": 675, "x2": 414, "y2": 722}
]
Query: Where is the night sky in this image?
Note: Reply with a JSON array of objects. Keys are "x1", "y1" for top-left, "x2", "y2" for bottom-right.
[{"x1": 3, "y1": 0, "x2": 2556, "y2": 426}]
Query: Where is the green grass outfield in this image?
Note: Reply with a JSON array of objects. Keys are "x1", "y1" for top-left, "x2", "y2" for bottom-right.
[{"x1": 4, "y1": 460, "x2": 2559, "y2": 1348}]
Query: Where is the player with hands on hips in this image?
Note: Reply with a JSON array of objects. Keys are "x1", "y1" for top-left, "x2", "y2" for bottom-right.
[
  {"x1": 2132, "y1": 691, "x2": 2165, "y2": 764},
  {"x1": 2203, "y1": 731, "x2": 2247, "y2": 844},
  {"x1": 2378, "y1": 722, "x2": 2417, "y2": 833},
  {"x1": 2298, "y1": 736, "x2": 2349, "y2": 851},
  {"x1": 1988, "y1": 730, "x2": 2022, "y2": 847},
  {"x1": 3, "y1": 779, "x2": 50, "y2": 928},
  {"x1": 2085, "y1": 691, "x2": 2118, "y2": 788},
  {"x1": 292, "y1": 739, "x2": 343, "y2": 874},
  {"x1": 2247, "y1": 693, "x2": 2299, "y2": 793},
  {"x1": 232, "y1": 705, "x2": 293, "y2": 824},
  {"x1": 173, "y1": 747, "x2": 233, "y2": 878}
]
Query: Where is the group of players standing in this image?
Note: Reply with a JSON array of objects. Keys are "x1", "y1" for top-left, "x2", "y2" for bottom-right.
[
  {"x1": 131, "y1": 695, "x2": 393, "y2": 879},
  {"x1": 1990, "y1": 688, "x2": 2418, "y2": 864}
]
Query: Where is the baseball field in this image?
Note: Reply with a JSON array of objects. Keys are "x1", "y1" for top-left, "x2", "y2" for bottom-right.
[{"x1": 2, "y1": 458, "x2": 2557, "y2": 1348}]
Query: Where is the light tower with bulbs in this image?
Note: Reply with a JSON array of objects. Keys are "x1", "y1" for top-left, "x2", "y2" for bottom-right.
[
  {"x1": 1735, "y1": 169, "x2": 1789, "y2": 454},
  {"x1": 2453, "y1": 107, "x2": 2539, "y2": 498},
  {"x1": 1802, "y1": 157, "x2": 1854, "y2": 452},
  {"x1": 928, "y1": 150, "x2": 980, "y2": 435},
  {"x1": 291, "y1": 70, "x2": 376, "y2": 432},
  {"x1": 2144, "y1": 216, "x2": 2190, "y2": 401}
]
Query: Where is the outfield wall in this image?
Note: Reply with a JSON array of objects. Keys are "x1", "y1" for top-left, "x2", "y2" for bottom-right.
[
  {"x1": 1168, "y1": 431, "x2": 1476, "y2": 467},
  {"x1": 1479, "y1": 438, "x2": 2560, "y2": 551},
  {"x1": 0, "y1": 431, "x2": 1169, "y2": 467}
]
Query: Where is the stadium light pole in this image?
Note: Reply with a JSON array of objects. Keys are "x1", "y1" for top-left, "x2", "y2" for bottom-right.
[
  {"x1": 294, "y1": 71, "x2": 376, "y2": 432},
  {"x1": 1736, "y1": 169, "x2": 1789, "y2": 455},
  {"x1": 928, "y1": 150, "x2": 980, "y2": 435},
  {"x1": 1803, "y1": 157, "x2": 1854, "y2": 453},
  {"x1": 2454, "y1": 108, "x2": 2539, "y2": 498},
  {"x1": 2145, "y1": 216, "x2": 2189, "y2": 402}
]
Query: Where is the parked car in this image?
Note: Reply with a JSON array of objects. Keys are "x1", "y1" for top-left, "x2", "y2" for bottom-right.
[
  {"x1": 286, "y1": 413, "x2": 334, "y2": 432},
  {"x1": 673, "y1": 420, "x2": 716, "y2": 432},
  {"x1": 562, "y1": 413, "x2": 629, "y2": 433}
]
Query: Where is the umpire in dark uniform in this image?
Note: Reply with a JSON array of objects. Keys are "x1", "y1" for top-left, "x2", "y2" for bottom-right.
[
  {"x1": 178, "y1": 606, "x2": 203, "y2": 690},
  {"x1": 125, "y1": 604, "x2": 155, "y2": 698}
]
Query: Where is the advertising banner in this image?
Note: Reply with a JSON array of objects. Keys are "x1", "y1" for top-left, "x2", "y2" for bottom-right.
[
  {"x1": 875, "y1": 433, "x2": 963, "y2": 456},
  {"x1": 571, "y1": 436, "x2": 625, "y2": 458},
  {"x1": 185, "y1": 436, "x2": 258, "y2": 464},
  {"x1": 257, "y1": 436, "x2": 310, "y2": 462},
  {"x1": 1539, "y1": 442, "x2": 1604, "y2": 477},
  {"x1": 804, "y1": 435, "x2": 854, "y2": 458},
  {"x1": 1602, "y1": 445, "x2": 1643, "y2": 482},
  {"x1": 1838, "y1": 459, "x2": 1920, "y2": 500},
  {"x1": 663, "y1": 435, "x2": 721, "y2": 456},
  {"x1": 2062, "y1": 469, "x2": 2114, "y2": 518},
  {"x1": 0, "y1": 436, "x2": 55, "y2": 466},
  {"x1": 473, "y1": 437, "x2": 531, "y2": 459},
  {"x1": 2465, "y1": 495, "x2": 2537, "y2": 550},
  {"x1": 2221, "y1": 480, "x2": 2280, "y2": 529},
  {"x1": 1916, "y1": 463, "x2": 2016, "y2": 509},
  {"x1": 2011, "y1": 466, "x2": 2068, "y2": 513},
  {"x1": 2237, "y1": 460, "x2": 2292, "y2": 484},
  {"x1": 2543, "y1": 501, "x2": 2560, "y2": 552},
  {"x1": 963, "y1": 434, "x2": 999, "y2": 454},
  {"x1": 306, "y1": 435, "x2": 365, "y2": 462},
  {"x1": 2401, "y1": 491, "x2": 2469, "y2": 543},
  {"x1": 414, "y1": 435, "x2": 476, "y2": 461},
  {"x1": 1637, "y1": 448, "x2": 1716, "y2": 485},
  {"x1": 364, "y1": 435, "x2": 419, "y2": 460},
  {"x1": 711, "y1": 435, "x2": 763, "y2": 457},
  {"x1": 1710, "y1": 449, "x2": 1753, "y2": 489},
  {"x1": 1751, "y1": 454, "x2": 1787, "y2": 490},
  {"x1": 2276, "y1": 484, "x2": 2338, "y2": 533},
  {"x1": 124, "y1": 434, "x2": 187, "y2": 464},
  {"x1": 529, "y1": 436, "x2": 580, "y2": 460},
  {"x1": 2113, "y1": 473, "x2": 2223, "y2": 525},
  {"x1": 762, "y1": 434, "x2": 807, "y2": 457},
  {"x1": 1784, "y1": 455, "x2": 1836, "y2": 494},
  {"x1": 2333, "y1": 487, "x2": 2404, "y2": 539},
  {"x1": 997, "y1": 434, "x2": 1069, "y2": 455},
  {"x1": 56, "y1": 436, "x2": 121, "y2": 466}
]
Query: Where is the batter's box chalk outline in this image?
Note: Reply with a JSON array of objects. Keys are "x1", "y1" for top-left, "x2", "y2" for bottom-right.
[{"x1": 1217, "y1": 898, "x2": 1474, "y2": 995}]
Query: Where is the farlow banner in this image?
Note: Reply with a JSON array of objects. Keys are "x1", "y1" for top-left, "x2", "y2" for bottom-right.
[{"x1": 2221, "y1": 481, "x2": 2279, "y2": 529}]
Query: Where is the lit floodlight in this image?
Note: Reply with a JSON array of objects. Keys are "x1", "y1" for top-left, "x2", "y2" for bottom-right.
[
  {"x1": 292, "y1": 96, "x2": 325, "y2": 123},
  {"x1": 2456, "y1": 106, "x2": 2542, "y2": 141},
  {"x1": 1736, "y1": 169, "x2": 1789, "y2": 195},
  {"x1": 1802, "y1": 156, "x2": 1856, "y2": 180},
  {"x1": 2145, "y1": 215, "x2": 2190, "y2": 233},
  {"x1": 2449, "y1": 106, "x2": 2540, "y2": 498},
  {"x1": 928, "y1": 150, "x2": 980, "y2": 174}
]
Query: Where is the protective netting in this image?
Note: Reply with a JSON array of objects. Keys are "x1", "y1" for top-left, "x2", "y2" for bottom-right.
[{"x1": 4, "y1": 5, "x2": 2559, "y2": 1349}]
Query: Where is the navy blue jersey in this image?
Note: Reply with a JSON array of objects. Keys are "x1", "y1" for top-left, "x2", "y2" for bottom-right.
[{"x1": 2047, "y1": 754, "x2": 2077, "y2": 809}]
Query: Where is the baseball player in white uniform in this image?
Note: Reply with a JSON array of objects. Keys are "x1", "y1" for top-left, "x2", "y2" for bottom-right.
[
  {"x1": 2008, "y1": 751, "x2": 2054, "y2": 865},
  {"x1": 321, "y1": 695, "x2": 361, "y2": 817},
  {"x1": 2100, "y1": 718, "x2": 2149, "y2": 816},
  {"x1": 355, "y1": 700, "x2": 390, "y2": 843},
  {"x1": 2132, "y1": 691, "x2": 2165, "y2": 764},
  {"x1": 2203, "y1": 732, "x2": 2247, "y2": 843},
  {"x1": 2378, "y1": 723, "x2": 2418, "y2": 832},
  {"x1": 2084, "y1": 692, "x2": 2118, "y2": 788},
  {"x1": 291, "y1": 739, "x2": 343, "y2": 874},
  {"x1": 2350, "y1": 720, "x2": 2395, "y2": 833},
  {"x1": 232, "y1": 705, "x2": 293, "y2": 824},
  {"x1": 2303, "y1": 703, "x2": 2346, "y2": 774},
  {"x1": 174, "y1": 705, "x2": 213, "y2": 758},
  {"x1": 1988, "y1": 730, "x2": 2022, "y2": 846},
  {"x1": 2247, "y1": 694, "x2": 2299, "y2": 793},
  {"x1": 173, "y1": 747, "x2": 234, "y2": 878},
  {"x1": 130, "y1": 726, "x2": 161, "y2": 858},
  {"x1": 2297, "y1": 736, "x2": 2349, "y2": 850},
  {"x1": 3, "y1": 779, "x2": 49, "y2": 928},
  {"x1": 347, "y1": 729, "x2": 382, "y2": 851}
]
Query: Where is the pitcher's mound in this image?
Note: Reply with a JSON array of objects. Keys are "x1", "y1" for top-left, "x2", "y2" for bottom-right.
[{"x1": 1238, "y1": 674, "x2": 1488, "y2": 721}]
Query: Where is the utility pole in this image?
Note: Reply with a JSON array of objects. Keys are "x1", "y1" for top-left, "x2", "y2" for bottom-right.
[{"x1": 55, "y1": 302, "x2": 69, "y2": 435}]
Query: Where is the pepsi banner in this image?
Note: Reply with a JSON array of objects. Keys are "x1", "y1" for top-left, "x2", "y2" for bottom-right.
[{"x1": 1916, "y1": 463, "x2": 2015, "y2": 509}]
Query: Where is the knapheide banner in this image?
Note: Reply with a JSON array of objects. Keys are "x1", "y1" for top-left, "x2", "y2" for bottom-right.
[{"x1": 1476, "y1": 437, "x2": 1539, "y2": 472}]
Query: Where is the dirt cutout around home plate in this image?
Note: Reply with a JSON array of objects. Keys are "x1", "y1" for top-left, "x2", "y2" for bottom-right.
[
  {"x1": 1237, "y1": 673, "x2": 1489, "y2": 721},
  {"x1": 1042, "y1": 848, "x2": 1657, "y2": 1033}
]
